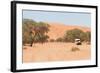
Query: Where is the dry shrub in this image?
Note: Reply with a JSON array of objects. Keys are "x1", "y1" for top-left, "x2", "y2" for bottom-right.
[
  {"x1": 50, "y1": 39, "x2": 55, "y2": 42},
  {"x1": 56, "y1": 37, "x2": 64, "y2": 42},
  {"x1": 71, "y1": 47, "x2": 80, "y2": 52}
]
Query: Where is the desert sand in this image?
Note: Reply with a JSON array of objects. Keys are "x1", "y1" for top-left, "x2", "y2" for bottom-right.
[
  {"x1": 23, "y1": 42, "x2": 91, "y2": 63},
  {"x1": 23, "y1": 23, "x2": 91, "y2": 63}
]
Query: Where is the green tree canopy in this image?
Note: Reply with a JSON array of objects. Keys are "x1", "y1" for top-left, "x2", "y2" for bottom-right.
[
  {"x1": 64, "y1": 29, "x2": 86, "y2": 42},
  {"x1": 22, "y1": 19, "x2": 37, "y2": 45},
  {"x1": 85, "y1": 31, "x2": 91, "y2": 42},
  {"x1": 22, "y1": 19, "x2": 50, "y2": 45}
]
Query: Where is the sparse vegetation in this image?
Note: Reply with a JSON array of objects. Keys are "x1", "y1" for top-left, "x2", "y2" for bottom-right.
[
  {"x1": 56, "y1": 37, "x2": 63, "y2": 42},
  {"x1": 22, "y1": 19, "x2": 50, "y2": 46},
  {"x1": 50, "y1": 39, "x2": 55, "y2": 42},
  {"x1": 64, "y1": 29, "x2": 89, "y2": 42},
  {"x1": 22, "y1": 19, "x2": 91, "y2": 48},
  {"x1": 71, "y1": 47, "x2": 80, "y2": 52}
]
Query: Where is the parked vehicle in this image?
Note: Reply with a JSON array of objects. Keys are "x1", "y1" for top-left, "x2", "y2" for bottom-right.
[{"x1": 75, "y1": 39, "x2": 82, "y2": 45}]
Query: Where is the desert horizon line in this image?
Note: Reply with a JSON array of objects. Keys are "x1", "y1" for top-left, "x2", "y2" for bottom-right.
[{"x1": 23, "y1": 18, "x2": 91, "y2": 28}]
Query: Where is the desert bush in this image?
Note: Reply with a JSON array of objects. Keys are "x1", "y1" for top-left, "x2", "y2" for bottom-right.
[
  {"x1": 56, "y1": 38, "x2": 63, "y2": 42},
  {"x1": 71, "y1": 47, "x2": 80, "y2": 52},
  {"x1": 63, "y1": 36, "x2": 69, "y2": 42},
  {"x1": 50, "y1": 39, "x2": 55, "y2": 42},
  {"x1": 64, "y1": 29, "x2": 86, "y2": 42}
]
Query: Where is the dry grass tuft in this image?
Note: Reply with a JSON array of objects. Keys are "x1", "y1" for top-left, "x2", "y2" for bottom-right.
[{"x1": 71, "y1": 47, "x2": 80, "y2": 52}]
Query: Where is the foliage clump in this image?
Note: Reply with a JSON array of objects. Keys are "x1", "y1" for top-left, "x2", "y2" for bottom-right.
[
  {"x1": 22, "y1": 19, "x2": 50, "y2": 46},
  {"x1": 64, "y1": 29, "x2": 91, "y2": 43}
]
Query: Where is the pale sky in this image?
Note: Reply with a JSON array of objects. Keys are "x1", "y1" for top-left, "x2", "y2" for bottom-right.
[{"x1": 23, "y1": 10, "x2": 91, "y2": 27}]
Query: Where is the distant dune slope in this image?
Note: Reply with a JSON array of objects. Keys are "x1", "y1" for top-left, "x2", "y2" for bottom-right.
[{"x1": 46, "y1": 22, "x2": 91, "y2": 40}]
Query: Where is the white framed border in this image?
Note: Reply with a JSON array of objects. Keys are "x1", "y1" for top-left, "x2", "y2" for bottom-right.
[{"x1": 13, "y1": 1, "x2": 97, "y2": 71}]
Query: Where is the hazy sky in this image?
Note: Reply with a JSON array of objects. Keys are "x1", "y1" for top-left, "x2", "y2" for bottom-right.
[{"x1": 23, "y1": 10, "x2": 91, "y2": 27}]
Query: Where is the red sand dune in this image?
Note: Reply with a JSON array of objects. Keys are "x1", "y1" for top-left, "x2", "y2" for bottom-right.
[{"x1": 46, "y1": 22, "x2": 91, "y2": 40}]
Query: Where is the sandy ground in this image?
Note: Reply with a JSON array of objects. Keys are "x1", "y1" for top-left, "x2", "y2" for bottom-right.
[{"x1": 23, "y1": 42, "x2": 91, "y2": 63}]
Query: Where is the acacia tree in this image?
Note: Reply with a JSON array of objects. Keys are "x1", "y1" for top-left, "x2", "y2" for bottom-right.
[
  {"x1": 22, "y1": 19, "x2": 37, "y2": 45},
  {"x1": 64, "y1": 29, "x2": 86, "y2": 42},
  {"x1": 23, "y1": 19, "x2": 50, "y2": 46},
  {"x1": 32, "y1": 22, "x2": 50, "y2": 44}
]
